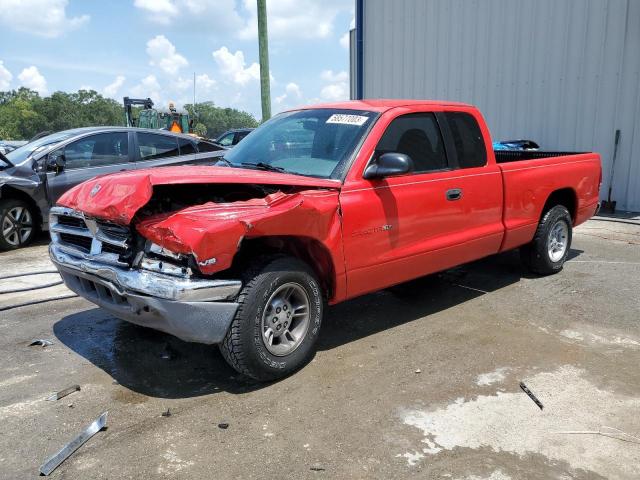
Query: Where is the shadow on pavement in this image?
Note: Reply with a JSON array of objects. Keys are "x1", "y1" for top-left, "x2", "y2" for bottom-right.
[{"x1": 53, "y1": 248, "x2": 583, "y2": 397}]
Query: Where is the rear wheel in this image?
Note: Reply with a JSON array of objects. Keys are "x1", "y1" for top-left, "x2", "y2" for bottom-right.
[
  {"x1": 220, "y1": 256, "x2": 323, "y2": 381},
  {"x1": 520, "y1": 205, "x2": 572, "y2": 275},
  {"x1": 0, "y1": 199, "x2": 37, "y2": 250}
]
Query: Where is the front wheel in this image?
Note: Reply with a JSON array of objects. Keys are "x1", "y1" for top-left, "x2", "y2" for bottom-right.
[
  {"x1": 520, "y1": 205, "x2": 573, "y2": 275},
  {"x1": 0, "y1": 199, "x2": 37, "y2": 251},
  {"x1": 220, "y1": 256, "x2": 323, "y2": 381}
]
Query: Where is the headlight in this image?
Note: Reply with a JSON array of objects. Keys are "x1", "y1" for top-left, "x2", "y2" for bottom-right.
[{"x1": 140, "y1": 242, "x2": 192, "y2": 277}]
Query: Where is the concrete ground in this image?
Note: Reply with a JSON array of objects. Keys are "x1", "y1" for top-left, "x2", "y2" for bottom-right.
[{"x1": 0, "y1": 216, "x2": 639, "y2": 479}]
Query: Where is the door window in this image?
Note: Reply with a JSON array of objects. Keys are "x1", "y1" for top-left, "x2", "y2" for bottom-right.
[
  {"x1": 137, "y1": 133, "x2": 180, "y2": 160},
  {"x1": 217, "y1": 133, "x2": 235, "y2": 146},
  {"x1": 64, "y1": 132, "x2": 129, "y2": 169},
  {"x1": 376, "y1": 113, "x2": 448, "y2": 173},
  {"x1": 444, "y1": 112, "x2": 487, "y2": 168},
  {"x1": 178, "y1": 137, "x2": 196, "y2": 155}
]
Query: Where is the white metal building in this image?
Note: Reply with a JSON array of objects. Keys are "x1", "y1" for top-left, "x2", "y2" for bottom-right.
[{"x1": 352, "y1": 0, "x2": 640, "y2": 212}]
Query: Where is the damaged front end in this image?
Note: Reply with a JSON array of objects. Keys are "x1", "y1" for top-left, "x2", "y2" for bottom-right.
[
  {"x1": 49, "y1": 167, "x2": 342, "y2": 344},
  {"x1": 49, "y1": 207, "x2": 242, "y2": 344}
]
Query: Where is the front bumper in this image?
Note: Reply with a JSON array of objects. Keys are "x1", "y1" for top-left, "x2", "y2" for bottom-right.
[{"x1": 50, "y1": 244, "x2": 242, "y2": 344}]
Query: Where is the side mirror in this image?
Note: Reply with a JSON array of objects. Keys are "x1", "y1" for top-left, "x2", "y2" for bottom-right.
[
  {"x1": 363, "y1": 152, "x2": 413, "y2": 180},
  {"x1": 47, "y1": 150, "x2": 66, "y2": 173}
]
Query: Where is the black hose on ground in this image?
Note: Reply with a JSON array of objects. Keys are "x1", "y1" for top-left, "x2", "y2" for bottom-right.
[
  {"x1": 0, "y1": 270, "x2": 60, "y2": 280},
  {"x1": 0, "y1": 294, "x2": 78, "y2": 312},
  {"x1": 0, "y1": 281, "x2": 64, "y2": 294}
]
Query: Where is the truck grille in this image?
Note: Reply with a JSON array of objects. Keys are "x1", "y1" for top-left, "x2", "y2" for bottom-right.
[{"x1": 49, "y1": 207, "x2": 133, "y2": 266}]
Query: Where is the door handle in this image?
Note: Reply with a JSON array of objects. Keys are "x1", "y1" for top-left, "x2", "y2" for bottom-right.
[{"x1": 446, "y1": 188, "x2": 463, "y2": 201}]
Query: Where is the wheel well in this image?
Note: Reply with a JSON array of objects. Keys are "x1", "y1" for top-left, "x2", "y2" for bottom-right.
[
  {"x1": 542, "y1": 188, "x2": 577, "y2": 223},
  {"x1": 233, "y1": 236, "x2": 336, "y2": 300},
  {"x1": 0, "y1": 185, "x2": 42, "y2": 228}
]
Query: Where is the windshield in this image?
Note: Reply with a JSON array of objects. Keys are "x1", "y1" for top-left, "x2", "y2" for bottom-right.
[
  {"x1": 224, "y1": 109, "x2": 377, "y2": 178},
  {"x1": 5, "y1": 131, "x2": 77, "y2": 165}
]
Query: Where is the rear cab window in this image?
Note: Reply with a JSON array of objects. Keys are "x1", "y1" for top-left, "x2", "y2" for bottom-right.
[{"x1": 443, "y1": 112, "x2": 487, "y2": 168}]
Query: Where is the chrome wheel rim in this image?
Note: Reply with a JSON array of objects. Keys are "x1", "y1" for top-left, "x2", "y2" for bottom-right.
[
  {"x1": 547, "y1": 220, "x2": 568, "y2": 262},
  {"x1": 2, "y1": 206, "x2": 33, "y2": 246},
  {"x1": 261, "y1": 282, "x2": 310, "y2": 356}
]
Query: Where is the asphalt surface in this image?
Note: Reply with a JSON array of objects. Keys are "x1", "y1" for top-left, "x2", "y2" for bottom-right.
[{"x1": 0, "y1": 216, "x2": 639, "y2": 479}]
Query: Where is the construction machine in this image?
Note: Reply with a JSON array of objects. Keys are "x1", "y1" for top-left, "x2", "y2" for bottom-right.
[{"x1": 123, "y1": 97, "x2": 192, "y2": 133}]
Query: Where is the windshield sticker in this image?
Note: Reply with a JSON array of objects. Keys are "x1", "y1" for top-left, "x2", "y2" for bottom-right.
[{"x1": 326, "y1": 114, "x2": 369, "y2": 126}]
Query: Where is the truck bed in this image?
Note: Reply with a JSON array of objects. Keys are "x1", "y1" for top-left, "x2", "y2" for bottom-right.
[{"x1": 494, "y1": 150, "x2": 586, "y2": 163}]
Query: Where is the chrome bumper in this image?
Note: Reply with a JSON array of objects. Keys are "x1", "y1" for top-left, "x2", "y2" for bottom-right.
[{"x1": 50, "y1": 244, "x2": 242, "y2": 344}]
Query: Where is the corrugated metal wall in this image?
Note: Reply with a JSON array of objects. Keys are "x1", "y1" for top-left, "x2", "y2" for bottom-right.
[{"x1": 361, "y1": 0, "x2": 640, "y2": 212}]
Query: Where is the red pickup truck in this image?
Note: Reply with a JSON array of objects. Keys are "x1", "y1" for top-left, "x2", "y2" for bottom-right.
[{"x1": 49, "y1": 100, "x2": 601, "y2": 380}]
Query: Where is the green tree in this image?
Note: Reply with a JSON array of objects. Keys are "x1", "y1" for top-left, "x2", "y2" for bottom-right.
[
  {"x1": 0, "y1": 89, "x2": 258, "y2": 141},
  {"x1": 193, "y1": 122, "x2": 208, "y2": 137},
  {"x1": 185, "y1": 101, "x2": 258, "y2": 138}
]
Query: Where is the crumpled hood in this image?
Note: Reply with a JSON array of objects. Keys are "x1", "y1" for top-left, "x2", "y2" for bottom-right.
[
  {"x1": 136, "y1": 190, "x2": 341, "y2": 274},
  {"x1": 57, "y1": 165, "x2": 341, "y2": 224}
]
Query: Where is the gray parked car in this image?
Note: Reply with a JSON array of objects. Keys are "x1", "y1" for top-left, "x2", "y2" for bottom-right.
[{"x1": 0, "y1": 127, "x2": 224, "y2": 250}]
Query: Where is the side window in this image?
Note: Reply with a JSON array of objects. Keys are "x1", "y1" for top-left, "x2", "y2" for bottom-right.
[
  {"x1": 137, "y1": 133, "x2": 180, "y2": 160},
  {"x1": 178, "y1": 137, "x2": 196, "y2": 155},
  {"x1": 196, "y1": 140, "x2": 223, "y2": 152},
  {"x1": 64, "y1": 132, "x2": 129, "y2": 169},
  {"x1": 217, "y1": 133, "x2": 234, "y2": 146},
  {"x1": 375, "y1": 113, "x2": 448, "y2": 173},
  {"x1": 444, "y1": 112, "x2": 487, "y2": 168},
  {"x1": 236, "y1": 131, "x2": 250, "y2": 143}
]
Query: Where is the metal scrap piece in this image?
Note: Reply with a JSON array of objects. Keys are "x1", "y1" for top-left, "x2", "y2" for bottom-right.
[
  {"x1": 39, "y1": 411, "x2": 108, "y2": 476},
  {"x1": 47, "y1": 385, "x2": 81, "y2": 401},
  {"x1": 29, "y1": 339, "x2": 53, "y2": 347},
  {"x1": 519, "y1": 382, "x2": 544, "y2": 410}
]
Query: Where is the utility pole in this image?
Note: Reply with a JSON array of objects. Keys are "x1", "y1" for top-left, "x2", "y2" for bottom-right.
[{"x1": 257, "y1": 0, "x2": 271, "y2": 122}]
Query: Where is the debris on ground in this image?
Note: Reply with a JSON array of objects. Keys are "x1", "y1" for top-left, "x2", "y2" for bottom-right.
[
  {"x1": 218, "y1": 423, "x2": 229, "y2": 429},
  {"x1": 29, "y1": 339, "x2": 53, "y2": 347},
  {"x1": 310, "y1": 464, "x2": 325, "y2": 471},
  {"x1": 161, "y1": 408, "x2": 172, "y2": 417},
  {"x1": 39, "y1": 411, "x2": 108, "y2": 476},
  {"x1": 519, "y1": 381, "x2": 544, "y2": 410},
  {"x1": 47, "y1": 385, "x2": 81, "y2": 401}
]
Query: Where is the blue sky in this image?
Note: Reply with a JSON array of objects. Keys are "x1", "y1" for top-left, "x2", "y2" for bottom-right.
[{"x1": 0, "y1": 0, "x2": 354, "y2": 119}]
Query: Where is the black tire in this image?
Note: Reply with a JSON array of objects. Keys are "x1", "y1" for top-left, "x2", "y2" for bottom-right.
[
  {"x1": 0, "y1": 199, "x2": 38, "y2": 251},
  {"x1": 220, "y1": 255, "x2": 323, "y2": 381},
  {"x1": 520, "y1": 205, "x2": 572, "y2": 275}
]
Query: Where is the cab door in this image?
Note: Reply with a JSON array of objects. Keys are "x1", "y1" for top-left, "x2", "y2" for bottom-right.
[{"x1": 339, "y1": 108, "x2": 503, "y2": 299}]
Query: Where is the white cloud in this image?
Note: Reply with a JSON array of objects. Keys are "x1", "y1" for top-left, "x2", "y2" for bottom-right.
[
  {"x1": 239, "y1": 0, "x2": 353, "y2": 40},
  {"x1": 18, "y1": 66, "x2": 47, "y2": 95},
  {"x1": 319, "y1": 70, "x2": 349, "y2": 101},
  {"x1": 135, "y1": 0, "x2": 242, "y2": 31},
  {"x1": 321, "y1": 70, "x2": 348, "y2": 83},
  {"x1": 0, "y1": 61, "x2": 12, "y2": 90},
  {"x1": 212, "y1": 47, "x2": 260, "y2": 86},
  {"x1": 130, "y1": 74, "x2": 161, "y2": 103},
  {"x1": 133, "y1": 0, "x2": 178, "y2": 21},
  {"x1": 340, "y1": 17, "x2": 355, "y2": 49},
  {"x1": 196, "y1": 73, "x2": 216, "y2": 91},
  {"x1": 146, "y1": 35, "x2": 188, "y2": 75},
  {"x1": 0, "y1": 0, "x2": 89, "y2": 38},
  {"x1": 275, "y1": 82, "x2": 302, "y2": 107},
  {"x1": 102, "y1": 75, "x2": 126, "y2": 98}
]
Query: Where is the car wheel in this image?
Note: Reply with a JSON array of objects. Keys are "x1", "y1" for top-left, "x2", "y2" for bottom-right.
[
  {"x1": 520, "y1": 205, "x2": 572, "y2": 275},
  {"x1": 220, "y1": 255, "x2": 323, "y2": 381},
  {"x1": 0, "y1": 199, "x2": 37, "y2": 250}
]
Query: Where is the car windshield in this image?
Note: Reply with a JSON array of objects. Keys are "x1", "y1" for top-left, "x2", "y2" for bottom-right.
[
  {"x1": 224, "y1": 109, "x2": 377, "y2": 178},
  {"x1": 5, "y1": 131, "x2": 77, "y2": 165}
]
